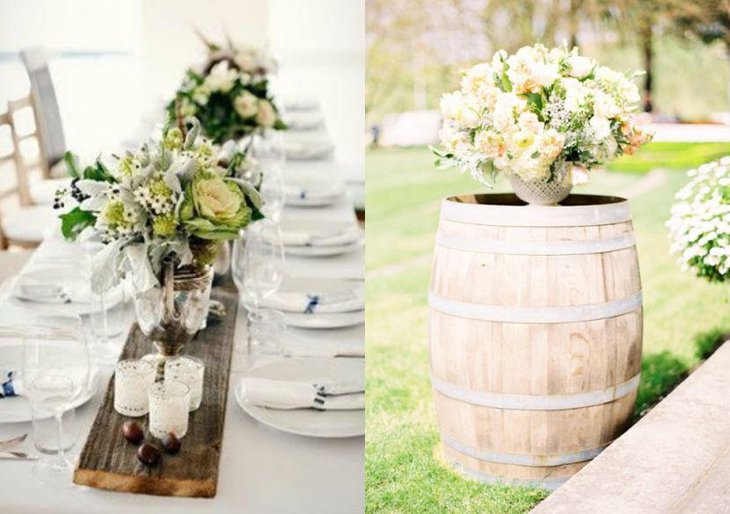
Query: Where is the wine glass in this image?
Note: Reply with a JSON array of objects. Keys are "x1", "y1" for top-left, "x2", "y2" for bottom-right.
[
  {"x1": 232, "y1": 220, "x2": 286, "y2": 354},
  {"x1": 251, "y1": 130, "x2": 287, "y2": 223},
  {"x1": 22, "y1": 314, "x2": 91, "y2": 486},
  {"x1": 260, "y1": 167, "x2": 285, "y2": 223}
]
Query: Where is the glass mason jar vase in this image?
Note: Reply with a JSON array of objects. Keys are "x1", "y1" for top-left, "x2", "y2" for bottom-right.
[{"x1": 134, "y1": 261, "x2": 213, "y2": 378}]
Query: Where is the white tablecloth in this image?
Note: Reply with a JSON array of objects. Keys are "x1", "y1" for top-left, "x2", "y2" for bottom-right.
[{"x1": 0, "y1": 180, "x2": 364, "y2": 513}]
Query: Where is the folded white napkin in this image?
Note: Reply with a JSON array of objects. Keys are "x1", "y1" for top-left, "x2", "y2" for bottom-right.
[
  {"x1": 285, "y1": 182, "x2": 344, "y2": 203},
  {"x1": 282, "y1": 225, "x2": 363, "y2": 248},
  {"x1": 285, "y1": 340, "x2": 364, "y2": 358},
  {"x1": 260, "y1": 285, "x2": 364, "y2": 313},
  {"x1": 239, "y1": 377, "x2": 364, "y2": 410},
  {"x1": 13, "y1": 271, "x2": 88, "y2": 304},
  {"x1": 0, "y1": 370, "x2": 21, "y2": 398}
]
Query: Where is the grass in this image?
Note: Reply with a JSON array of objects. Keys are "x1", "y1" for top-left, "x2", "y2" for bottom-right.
[{"x1": 365, "y1": 142, "x2": 730, "y2": 513}]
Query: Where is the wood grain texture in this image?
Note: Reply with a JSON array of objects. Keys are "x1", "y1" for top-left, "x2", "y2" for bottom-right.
[
  {"x1": 73, "y1": 287, "x2": 239, "y2": 498},
  {"x1": 429, "y1": 194, "x2": 643, "y2": 488}
]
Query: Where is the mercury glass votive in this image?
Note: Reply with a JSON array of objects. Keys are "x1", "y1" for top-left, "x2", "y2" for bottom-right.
[
  {"x1": 165, "y1": 356, "x2": 205, "y2": 412},
  {"x1": 114, "y1": 359, "x2": 155, "y2": 417},
  {"x1": 148, "y1": 380, "x2": 190, "y2": 439}
]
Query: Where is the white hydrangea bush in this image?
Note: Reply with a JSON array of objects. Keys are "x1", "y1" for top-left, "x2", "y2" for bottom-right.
[
  {"x1": 667, "y1": 157, "x2": 730, "y2": 283},
  {"x1": 434, "y1": 44, "x2": 652, "y2": 186}
]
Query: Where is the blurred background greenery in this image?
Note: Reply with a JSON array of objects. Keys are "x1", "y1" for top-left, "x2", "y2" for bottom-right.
[{"x1": 366, "y1": 0, "x2": 730, "y2": 123}]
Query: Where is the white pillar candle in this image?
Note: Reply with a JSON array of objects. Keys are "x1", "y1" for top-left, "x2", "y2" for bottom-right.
[
  {"x1": 148, "y1": 380, "x2": 190, "y2": 439},
  {"x1": 114, "y1": 359, "x2": 155, "y2": 417},
  {"x1": 165, "y1": 356, "x2": 205, "y2": 412}
]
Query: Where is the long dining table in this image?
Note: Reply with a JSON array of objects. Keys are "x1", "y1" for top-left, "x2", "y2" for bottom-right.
[{"x1": 0, "y1": 153, "x2": 365, "y2": 513}]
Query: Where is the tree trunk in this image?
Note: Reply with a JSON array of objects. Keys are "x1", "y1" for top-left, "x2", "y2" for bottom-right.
[
  {"x1": 568, "y1": 0, "x2": 581, "y2": 49},
  {"x1": 641, "y1": 23, "x2": 653, "y2": 113}
]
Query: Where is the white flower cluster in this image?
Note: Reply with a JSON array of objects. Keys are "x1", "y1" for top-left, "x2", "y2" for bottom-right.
[
  {"x1": 667, "y1": 157, "x2": 730, "y2": 282},
  {"x1": 437, "y1": 45, "x2": 651, "y2": 186}
]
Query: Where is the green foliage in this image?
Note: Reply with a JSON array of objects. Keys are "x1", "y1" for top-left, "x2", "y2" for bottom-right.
[{"x1": 59, "y1": 207, "x2": 96, "y2": 240}]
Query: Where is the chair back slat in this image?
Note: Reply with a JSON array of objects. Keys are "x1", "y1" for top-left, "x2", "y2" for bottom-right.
[{"x1": 20, "y1": 47, "x2": 66, "y2": 176}]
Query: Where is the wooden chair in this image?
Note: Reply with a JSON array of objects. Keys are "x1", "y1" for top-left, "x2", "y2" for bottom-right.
[
  {"x1": 0, "y1": 106, "x2": 56, "y2": 250},
  {"x1": 7, "y1": 95, "x2": 69, "y2": 207},
  {"x1": 19, "y1": 46, "x2": 68, "y2": 180}
]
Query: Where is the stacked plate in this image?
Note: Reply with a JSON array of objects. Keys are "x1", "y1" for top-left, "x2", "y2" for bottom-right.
[
  {"x1": 5, "y1": 265, "x2": 124, "y2": 316},
  {"x1": 260, "y1": 278, "x2": 364, "y2": 329},
  {"x1": 283, "y1": 130, "x2": 335, "y2": 161},
  {"x1": 281, "y1": 222, "x2": 363, "y2": 257},
  {"x1": 285, "y1": 110, "x2": 325, "y2": 131},
  {"x1": 285, "y1": 181, "x2": 346, "y2": 207}
]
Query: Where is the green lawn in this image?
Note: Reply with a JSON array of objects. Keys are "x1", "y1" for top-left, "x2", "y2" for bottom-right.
[{"x1": 365, "y1": 142, "x2": 730, "y2": 513}]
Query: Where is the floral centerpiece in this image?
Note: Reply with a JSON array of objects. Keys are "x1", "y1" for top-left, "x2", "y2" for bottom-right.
[
  {"x1": 433, "y1": 44, "x2": 652, "y2": 205},
  {"x1": 56, "y1": 119, "x2": 263, "y2": 370},
  {"x1": 667, "y1": 157, "x2": 730, "y2": 282},
  {"x1": 167, "y1": 35, "x2": 286, "y2": 145}
]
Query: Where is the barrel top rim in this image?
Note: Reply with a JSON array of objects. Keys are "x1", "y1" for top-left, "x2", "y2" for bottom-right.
[{"x1": 444, "y1": 193, "x2": 629, "y2": 208}]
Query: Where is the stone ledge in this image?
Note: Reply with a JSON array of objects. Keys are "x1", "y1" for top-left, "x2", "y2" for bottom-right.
[{"x1": 532, "y1": 341, "x2": 730, "y2": 514}]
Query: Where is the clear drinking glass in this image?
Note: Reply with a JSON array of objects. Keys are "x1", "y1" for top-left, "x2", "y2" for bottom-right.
[
  {"x1": 148, "y1": 380, "x2": 191, "y2": 439},
  {"x1": 114, "y1": 359, "x2": 156, "y2": 417},
  {"x1": 28, "y1": 375, "x2": 76, "y2": 487},
  {"x1": 23, "y1": 316, "x2": 90, "y2": 487},
  {"x1": 82, "y1": 243, "x2": 128, "y2": 365},
  {"x1": 232, "y1": 220, "x2": 286, "y2": 312},
  {"x1": 164, "y1": 357, "x2": 205, "y2": 412},
  {"x1": 248, "y1": 309, "x2": 286, "y2": 363},
  {"x1": 260, "y1": 168, "x2": 286, "y2": 223}
]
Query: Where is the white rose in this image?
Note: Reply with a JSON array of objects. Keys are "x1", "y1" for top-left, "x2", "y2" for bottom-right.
[
  {"x1": 589, "y1": 116, "x2": 612, "y2": 139},
  {"x1": 593, "y1": 90, "x2": 620, "y2": 118},
  {"x1": 204, "y1": 61, "x2": 238, "y2": 93},
  {"x1": 233, "y1": 91, "x2": 259, "y2": 118},
  {"x1": 517, "y1": 112, "x2": 542, "y2": 134},
  {"x1": 567, "y1": 55, "x2": 594, "y2": 78},
  {"x1": 440, "y1": 91, "x2": 481, "y2": 129},
  {"x1": 461, "y1": 63, "x2": 494, "y2": 94},
  {"x1": 255, "y1": 99, "x2": 277, "y2": 127},
  {"x1": 492, "y1": 93, "x2": 525, "y2": 132},
  {"x1": 234, "y1": 50, "x2": 257, "y2": 73},
  {"x1": 562, "y1": 78, "x2": 587, "y2": 113}
]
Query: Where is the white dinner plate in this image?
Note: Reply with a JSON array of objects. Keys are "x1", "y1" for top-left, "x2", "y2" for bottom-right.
[
  {"x1": 7, "y1": 268, "x2": 124, "y2": 317},
  {"x1": 235, "y1": 358, "x2": 364, "y2": 438},
  {"x1": 285, "y1": 241, "x2": 363, "y2": 257},
  {"x1": 283, "y1": 310, "x2": 364, "y2": 329},
  {"x1": 0, "y1": 342, "x2": 100, "y2": 424}
]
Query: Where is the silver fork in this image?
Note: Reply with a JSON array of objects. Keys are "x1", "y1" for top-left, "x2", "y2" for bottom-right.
[{"x1": 0, "y1": 433, "x2": 27, "y2": 450}]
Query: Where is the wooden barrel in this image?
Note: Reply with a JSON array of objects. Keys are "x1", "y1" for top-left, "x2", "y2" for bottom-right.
[{"x1": 429, "y1": 193, "x2": 642, "y2": 490}]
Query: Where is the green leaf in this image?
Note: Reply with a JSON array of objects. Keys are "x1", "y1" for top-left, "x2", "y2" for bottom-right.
[
  {"x1": 63, "y1": 151, "x2": 80, "y2": 179},
  {"x1": 83, "y1": 160, "x2": 113, "y2": 182},
  {"x1": 524, "y1": 93, "x2": 543, "y2": 112},
  {"x1": 60, "y1": 207, "x2": 96, "y2": 240},
  {"x1": 530, "y1": 150, "x2": 540, "y2": 159},
  {"x1": 501, "y1": 71, "x2": 512, "y2": 92}
]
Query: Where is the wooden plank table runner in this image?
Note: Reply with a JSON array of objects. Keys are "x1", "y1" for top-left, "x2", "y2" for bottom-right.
[{"x1": 74, "y1": 287, "x2": 239, "y2": 497}]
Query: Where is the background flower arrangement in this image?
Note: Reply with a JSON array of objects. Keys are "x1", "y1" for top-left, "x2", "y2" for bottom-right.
[
  {"x1": 56, "y1": 119, "x2": 263, "y2": 294},
  {"x1": 433, "y1": 44, "x2": 652, "y2": 187},
  {"x1": 668, "y1": 157, "x2": 730, "y2": 283},
  {"x1": 167, "y1": 35, "x2": 286, "y2": 145}
]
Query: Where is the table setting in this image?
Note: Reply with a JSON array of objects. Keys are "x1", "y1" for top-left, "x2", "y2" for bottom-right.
[{"x1": 0, "y1": 33, "x2": 364, "y2": 513}]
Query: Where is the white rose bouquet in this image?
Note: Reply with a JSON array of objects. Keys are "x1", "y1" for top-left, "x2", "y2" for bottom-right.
[
  {"x1": 168, "y1": 35, "x2": 286, "y2": 144},
  {"x1": 55, "y1": 119, "x2": 263, "y2": 293},
  {"x1": 433, "y1": 44, "x2": 651, "y2": 187},
  {"x1": 667, "y1": 157, "x2": 730, "y2": 283}
]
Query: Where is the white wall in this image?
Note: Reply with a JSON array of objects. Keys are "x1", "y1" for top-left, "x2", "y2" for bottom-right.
[
  {"x1": 140, "y1": 0, "x2": 268, "y2": 101},
  {"x1": 268, "y1": 0, "x2": 365, "y2": 174}
]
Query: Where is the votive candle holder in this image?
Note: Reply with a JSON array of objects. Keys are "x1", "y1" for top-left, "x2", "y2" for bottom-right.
[
  {"x1": 148, "y1": 380, "x2": 190, "y2": 439},
  {"x1": 165, "y1": 356, "x2": 205, "y2": 412},
  {"x1": 114, "y1": 359, "x2": 155, "y2": 417}
]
